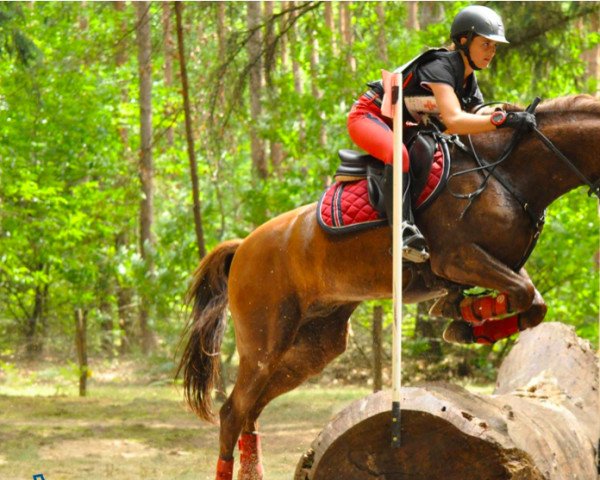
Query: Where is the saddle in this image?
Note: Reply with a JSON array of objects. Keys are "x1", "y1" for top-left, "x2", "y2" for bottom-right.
[{"x1": 317, "y1": 132, "x2": 451, "y2": 234}]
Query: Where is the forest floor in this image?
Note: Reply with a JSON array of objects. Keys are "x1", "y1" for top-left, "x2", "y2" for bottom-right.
[{"x1": 0, "y1": 358, "x2": 492, "y2": 480}]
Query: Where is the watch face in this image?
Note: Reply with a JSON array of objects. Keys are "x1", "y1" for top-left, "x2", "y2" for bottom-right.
[{"x1": 492, "y1": 111, "x2": 505, "y2": 125}]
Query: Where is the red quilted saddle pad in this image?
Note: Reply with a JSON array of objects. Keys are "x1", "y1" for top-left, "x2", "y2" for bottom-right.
[{"x1": 317, "y1": 179, "x2": 386, "y2": 234}]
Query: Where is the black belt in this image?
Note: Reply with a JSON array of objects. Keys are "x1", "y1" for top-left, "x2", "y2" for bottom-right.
[{"x1": 364, "y1": 90, "x2": 382, "y2": 108}]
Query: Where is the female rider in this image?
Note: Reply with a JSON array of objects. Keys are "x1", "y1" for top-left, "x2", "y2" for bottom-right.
[{"x1": 347, "y1": 5, "x2": 536, "y2": 262}]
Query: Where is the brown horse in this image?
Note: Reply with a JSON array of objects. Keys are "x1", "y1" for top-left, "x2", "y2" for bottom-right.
[{"x1": 177, "y1": 95, "x2": 600, "y2": 479}]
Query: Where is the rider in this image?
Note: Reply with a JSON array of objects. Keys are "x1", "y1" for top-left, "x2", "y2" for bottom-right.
[{"x1": 347, "y1": 5, "x2": 536, "y2": 262}]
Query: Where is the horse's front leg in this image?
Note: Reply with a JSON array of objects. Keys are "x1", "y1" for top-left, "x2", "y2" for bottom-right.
[
  {"x1": 430, "y1": 246, "x2": 547, "y2": 343},
  {"x1": 431, "y1": 244, "x2": 536, "y2": 310},
  {"x1": 443, "y1": 286, "x2": 547, "y2": 344}
]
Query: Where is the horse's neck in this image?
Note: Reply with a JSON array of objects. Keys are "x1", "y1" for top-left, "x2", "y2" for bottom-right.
[{"x1": 495, "y1": 118, "x2": 599, "y2": 215}]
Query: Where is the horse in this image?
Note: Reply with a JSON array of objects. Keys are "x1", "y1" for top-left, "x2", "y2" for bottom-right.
[{"x1": 177, "y1": 95, "x2": 600, "y2": 479}]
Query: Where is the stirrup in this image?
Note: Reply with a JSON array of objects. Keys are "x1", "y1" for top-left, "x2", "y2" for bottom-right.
[{"x1": 402, "y1": 222, "x2": 429, "y2": 263}]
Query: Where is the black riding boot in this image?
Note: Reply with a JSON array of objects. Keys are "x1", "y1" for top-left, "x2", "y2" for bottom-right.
[{"x1": 383, "y1": 164, "x2": 429, "y2": 263}]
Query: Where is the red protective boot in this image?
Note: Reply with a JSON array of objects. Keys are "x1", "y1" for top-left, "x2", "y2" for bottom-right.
[
  {"x1": 216, "y1": 457, "x2": 234, "y2": 480},
  {"x1": 237, "y1": 432, "x2": 264, "y2": 480},
  {"x1": 472, "y1": 315, "x2": 521, "y2": 344},
  {"x1": 460, "y1": 293, "x2": 510, "y2": 323}
]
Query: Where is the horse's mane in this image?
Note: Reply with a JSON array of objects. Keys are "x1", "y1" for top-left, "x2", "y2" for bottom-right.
[{"x1": 505, "y1": 94, "x2": 600, "y2": 115}]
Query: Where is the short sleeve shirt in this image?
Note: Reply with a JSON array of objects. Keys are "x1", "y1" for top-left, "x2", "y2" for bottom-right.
[{"x1": 403, "y1": 51, "x2": 484, "y2": 127}]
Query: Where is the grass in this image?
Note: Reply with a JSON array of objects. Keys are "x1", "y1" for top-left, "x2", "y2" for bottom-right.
[
  {"x1": 0, "y1": 359, "x2": 493, "y2": 480},
  {"x1": 0, "y1": 360, "x2": 371, "y2": 480}
]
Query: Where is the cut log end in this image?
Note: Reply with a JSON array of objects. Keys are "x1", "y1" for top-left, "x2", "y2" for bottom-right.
[
  {"x1": 296, "y1": 324, "x2": 599, "y2": 480},
  {"x1": 296, "y1": 409, "x2": 543, "y2": 480}
]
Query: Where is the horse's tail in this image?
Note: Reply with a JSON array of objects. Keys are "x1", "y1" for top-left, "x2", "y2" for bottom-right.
[{"x1": 176, "y1": 239, "x2": 242, "y2": 422}]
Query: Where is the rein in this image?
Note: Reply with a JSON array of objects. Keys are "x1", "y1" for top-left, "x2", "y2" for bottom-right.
[{"x1": 446, "y1": 96, "x2": 600, "y2": 270}]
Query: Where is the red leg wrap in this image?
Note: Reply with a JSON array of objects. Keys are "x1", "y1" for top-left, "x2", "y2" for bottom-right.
[
  {"x1": 460, "y1": 293, "x2": 510, "y2": 323},
  {"x1": 216, "y1": 457, "x2": 234, "y2": 480},
  {"x1": 473, "y1": 315, "x2": 520, "y2": 345},
  {"x1": 238, "y1": 432, "x2": 264, "y2": 480}
]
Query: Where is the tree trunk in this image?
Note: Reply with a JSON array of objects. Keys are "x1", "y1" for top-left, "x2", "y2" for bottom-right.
[
  {"x1": 98, "y1": 270, "x2": 114, "y2": 357},
  {"x1": 25, "y1": 264, "x2": 47, "y2": 357},
  {"x1": 162, "y1": 2, "x2": 175, "y2": 146},
  {"x1": 406, "y1": 1, "x2": 420, "y2": 31},
  {"x1": 372, "y1": 305, "x2": 383, "y2": 393},
  {"x1": 288, "y1": 1, "x2": 304, "y2": 95},
  {"x1": 308, "y1": 22, "x2": 326, "y2": 149},
  {"x1": 114, "y1": 1, "x2": 129, "y2": 146},
  {"x1": 375, "y1": 3, "x2": 388, "y2": 63},
  {"x1": 216, "y1": 2, "x2": 227, "y2": 109},
  {"x1": 414, "y1": 301, "x2": 442, "y2": 362},
  {"x1": 175, "y1": 1, "x2": 207, "y2": 259},
  {"x1": 247, "y1": 1, "x2": 267, "y2": 178},
  {"x1": 582, "y1": 13, "x2": 600, "y2": 97},
  {"x1": 74, "y1": 309, "x2": 88, "y2": 397},
  {"x1": 324, "y1": 2, "x2": 336, "y2": 56},
  {"x1": 135, "y1": 1, "x2": 156, "y2": 354},
  {"x1": 296, "y1": 322, "x2": 599, "y2": 479},
  {"x1": 340, "y1": 2, "x2": 356, "y2": 73},
  {"x1": 114, "y1": 2, "x2": 134, "y2": 354}
]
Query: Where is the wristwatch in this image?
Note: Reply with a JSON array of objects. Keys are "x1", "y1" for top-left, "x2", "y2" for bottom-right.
[{"x1": 490, "y1": 110, "x2": 507, "y2": 127}]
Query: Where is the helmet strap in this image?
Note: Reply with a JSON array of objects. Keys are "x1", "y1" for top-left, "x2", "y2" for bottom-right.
[{"x1": 455, "y1": 32, "x2": 481, "y2": 71}]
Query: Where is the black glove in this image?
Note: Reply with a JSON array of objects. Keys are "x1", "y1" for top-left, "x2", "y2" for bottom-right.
[{"x1": 492, "y1": 111, "x2": 537, "y2": 131}]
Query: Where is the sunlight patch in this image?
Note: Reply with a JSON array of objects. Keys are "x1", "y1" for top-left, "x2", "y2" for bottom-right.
[
  {"x1": 0, "y1": 455, "x2": 6, "y2": 465},
  {"x1": 39, "y1": 439, "x2": 160, "y2": 460}
]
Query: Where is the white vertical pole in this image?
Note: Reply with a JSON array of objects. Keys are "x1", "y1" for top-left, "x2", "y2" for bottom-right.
[
  {"x1": 391, "y1": 74, "x2": 403, "y2": 448},
  {"x1": 596, "y1": 200, "x2": 600, "y2": 476}
]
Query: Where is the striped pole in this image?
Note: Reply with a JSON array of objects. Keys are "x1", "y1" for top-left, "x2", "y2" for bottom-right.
[{"x1": 391, "y1": 73, "x2": 403, "y2": 448}]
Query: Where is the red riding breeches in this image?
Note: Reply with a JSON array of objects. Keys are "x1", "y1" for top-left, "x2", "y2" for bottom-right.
[{"x1": 347, "y1": 93, "x2": 409, "y2": 172}]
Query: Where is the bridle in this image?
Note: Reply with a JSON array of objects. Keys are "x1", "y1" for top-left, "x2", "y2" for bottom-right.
[{"x1": 445, "y1": 96, "x2": 600, "y2": 270}]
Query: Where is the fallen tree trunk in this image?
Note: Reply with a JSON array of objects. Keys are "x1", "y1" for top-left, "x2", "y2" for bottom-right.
[{"x1": 295, "y1": 322, "x2": 599, "y2": 480}]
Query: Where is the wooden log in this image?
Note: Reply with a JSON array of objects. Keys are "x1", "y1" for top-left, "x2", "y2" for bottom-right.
[{"x1": 295, "y1": 322, "x2": 599, "y2": 480}]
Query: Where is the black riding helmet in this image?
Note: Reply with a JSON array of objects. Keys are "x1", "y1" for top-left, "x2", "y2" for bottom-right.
[{"x1": 451, "y1": 5, "x2": 508, "y2": 71}]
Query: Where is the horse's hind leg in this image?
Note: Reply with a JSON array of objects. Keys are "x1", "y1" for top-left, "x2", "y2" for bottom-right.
[
  {"x1": 237, "y1": 304, "x2": 358, "y2": 479},
  {"x1": 216, "y1": 299, "x2": 303, "y2": 480}
]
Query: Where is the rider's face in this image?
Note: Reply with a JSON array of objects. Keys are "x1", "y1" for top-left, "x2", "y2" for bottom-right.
[{"x1": 467, "y1": 36, "x2": 498, "y2": 70}]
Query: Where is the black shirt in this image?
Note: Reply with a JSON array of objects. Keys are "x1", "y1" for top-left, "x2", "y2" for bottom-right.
[{"x1": 402, "y1": 50, "x2": 484, "y2": 128}]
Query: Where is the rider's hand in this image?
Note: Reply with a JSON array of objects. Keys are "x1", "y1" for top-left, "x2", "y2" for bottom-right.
[{"x1": 491, "y1": 111, "x2": 537, "y2": 131}]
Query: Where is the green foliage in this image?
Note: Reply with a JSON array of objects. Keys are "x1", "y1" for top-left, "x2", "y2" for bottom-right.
[{"x1": 0, "y1": 2, "x2": 597, "y2": 384}]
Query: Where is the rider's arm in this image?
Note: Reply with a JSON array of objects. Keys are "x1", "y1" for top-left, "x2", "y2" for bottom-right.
[{"x1": 427, "y1": 82, "x2": 496, "y2": 134}]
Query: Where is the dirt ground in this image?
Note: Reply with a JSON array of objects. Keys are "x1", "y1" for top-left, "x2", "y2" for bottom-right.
[{"x1": 0, "y1": 360, "x2": 370, "y2": 480}]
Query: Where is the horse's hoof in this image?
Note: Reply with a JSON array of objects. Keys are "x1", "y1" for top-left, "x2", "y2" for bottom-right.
[
  {"x1": 443, "y1": 321, "x2": 474, "y2": 344},
  {"x1": 430, "y1": 292, "x2": 462, "y2": 319}
]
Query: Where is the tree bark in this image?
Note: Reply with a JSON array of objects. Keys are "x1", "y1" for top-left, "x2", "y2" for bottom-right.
[
  {"x1": 247, "y1": 1, "x2": 267, "y2": 178},
  {"x1": 25, "y1": 263, "x2": 47, "y2": 357},
  {"x1": 114, "y1": 2, "x2": 134, "y2": 354},
  {"x1": 74, "y1": 309, "x2": 88, "y2": 397},
  {"x1": 340, "y1": 2, "x2": 356, "y2": 73},
  {"x1": 324, "y1": 2, "x2": 336, "y2": 56},
  {"x1": 98, "y1": 269, "x2": 114, "y2": 357},
  {"x1": 135, "y1": 1, "x2": 156, "y2": 354},
  {"x1": 288, "y1": 1, "x2": 304, "y2": 95},
  {"x1": 162, "y1": 2, "x2": 175, "y2": 146},
  {"x1": 582, "y1": 13, "x2": 600, "y2": 97},
  {"x1": 405, "y1": 1, "x2": 420, "y2": 31},
  {"x1": 175, "y1": 1, "x2": 207, "y2": 259},
  {"x1": 296, "y1": 322, "x2": 599, "y2": 479},
  {"x1": 372, "y1": 305, "x2": 383, "y2": 393},
  {"x1": 414, "y1": 301, "x2": 442, "y2": 362},
  {"x1": 375, "y1": 3, "x2": 388, "y2": 63}
]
